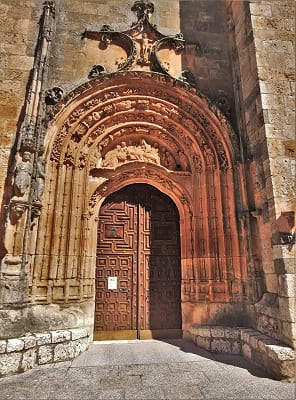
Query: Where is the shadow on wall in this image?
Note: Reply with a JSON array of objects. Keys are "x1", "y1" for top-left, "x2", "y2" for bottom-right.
[{"x1": 179, "y1": 0, "x2": 237, "y2": 128}]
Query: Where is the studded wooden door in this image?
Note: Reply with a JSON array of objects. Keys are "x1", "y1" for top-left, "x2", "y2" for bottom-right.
[{"x1": 94, "y1": 184, "x2": 181, "y2": 340}]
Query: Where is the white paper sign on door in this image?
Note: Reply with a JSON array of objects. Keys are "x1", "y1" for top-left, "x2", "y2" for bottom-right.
[{"x1": 108, "y1": 276, "x2": 118, "y2": 290}]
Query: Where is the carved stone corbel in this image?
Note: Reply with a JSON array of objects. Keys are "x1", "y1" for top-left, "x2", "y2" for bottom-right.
[
  {"x1": 9, "y1": 199, "x2": 29, "y2": 220},
  {"x1": 31, "y1": 202, "x2": 42, "y2": 219},
  {"x1": 45, "y1": 86, "x2": 64, "y2": 105}
]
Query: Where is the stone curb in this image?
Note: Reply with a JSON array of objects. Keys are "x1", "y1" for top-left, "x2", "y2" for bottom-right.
[
  {"x1": 189, "y1": 325, "x2": 295, "y2": 382},
  {"x1": 0, "y1": 328, "x2": 90, "y2": 378}
]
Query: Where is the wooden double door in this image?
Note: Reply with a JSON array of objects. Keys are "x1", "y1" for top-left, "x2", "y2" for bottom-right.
[{"x1": 94, "y1": 184, "x2": 181, "y2": 340}]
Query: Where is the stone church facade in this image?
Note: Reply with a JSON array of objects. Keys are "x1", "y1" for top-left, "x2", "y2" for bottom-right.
[{"x1": 0, "y1": 0, "x2": 295, "y2": 380}]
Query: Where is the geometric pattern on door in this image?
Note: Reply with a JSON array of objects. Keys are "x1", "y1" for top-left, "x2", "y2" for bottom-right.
[{"x1": 94, "y1": 184, "x2": 181, "y2": 339}]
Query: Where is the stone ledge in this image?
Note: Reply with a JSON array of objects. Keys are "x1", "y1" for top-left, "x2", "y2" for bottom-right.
[
  {"x1": 0, "y1": 328, "x2": 90, "y2": 378},
  {"x1": 189, "y1": 324, "x2": 295, "y2": 382}
]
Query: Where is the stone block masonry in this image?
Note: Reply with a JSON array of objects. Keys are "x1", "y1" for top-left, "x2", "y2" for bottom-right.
[
  {"x1": 189, "y1": 324, "x2": 295, "y2": 382},
  {"x1": 0, "y1": 328, "x2": 89, "y2": 378}
]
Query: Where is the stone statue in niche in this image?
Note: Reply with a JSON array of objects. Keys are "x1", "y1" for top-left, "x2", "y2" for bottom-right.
[
  {"x1": 160, "y1": 147, "x2": 176, "y2": 170},
  {"x1": 33, "y1": 157, "x2": 46, "y2": 202},
  {"x1": 14, "y1": 152, "x2": 33, "y2": 197},
  {"x1": 204, "y1": 146, "x2": 215, "y2": 170},
  {"x1": 177, "y1": 149, "x2": 189, "y2": 171},
  {"x1": 64, "y1": 140, "x2": 76, "y2": 166}
]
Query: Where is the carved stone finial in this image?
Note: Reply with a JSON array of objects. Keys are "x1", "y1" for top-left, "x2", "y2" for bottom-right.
[
  {"x1": 45, "y1": 87, "x2": 64, "y2": 105},
  {"x1": 88, "y1": 65, "x2": 106, "y2": 79},
  {"x1": 100, "y1": 25, "x2": 114, "y2": 46},
  {"x1": 131, "y1": 0, "x2": 154, "y2": 20},
  {"x1": 43, "y1": 0, "x2": 55, "y2": 15}
]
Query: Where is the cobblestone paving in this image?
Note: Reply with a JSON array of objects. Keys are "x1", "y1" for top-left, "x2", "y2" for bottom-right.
[{"x1": 0, "y1": 339, "x2": 295, "y2": 399}]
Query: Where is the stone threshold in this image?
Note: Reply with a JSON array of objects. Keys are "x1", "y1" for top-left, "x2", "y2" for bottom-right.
[
  {"x1": 0, "y1": 328, "x2": 90, "y2": 378},
  {"x1": 188, "y1": 325, "x2": 295, "y2": 382}
]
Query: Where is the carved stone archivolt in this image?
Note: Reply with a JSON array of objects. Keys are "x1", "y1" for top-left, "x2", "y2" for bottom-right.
[
  {"x1": 88, "y1": 164, "x2": 193, "y2": 219},
  {"x1": 48, "y1": 73, "x2": 234, "y2": 177}
]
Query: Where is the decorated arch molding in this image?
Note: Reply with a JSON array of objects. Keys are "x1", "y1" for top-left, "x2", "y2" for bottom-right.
[
  {"x1": 46, "y1": 71, "x2": 239, "y2": 172},
  {"x1": 44, "y1": 70, "x2": 241, "y2": 221}
]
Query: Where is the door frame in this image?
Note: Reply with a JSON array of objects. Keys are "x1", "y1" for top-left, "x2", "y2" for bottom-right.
[{"x1": 94, "y1": 183, "x2": 182, "y2": 340}]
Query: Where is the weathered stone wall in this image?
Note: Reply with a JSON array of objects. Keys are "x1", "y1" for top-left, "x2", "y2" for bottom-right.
[
  {"x1": 225, "y1": 0, "x2": 295, "y2": 348},
  {"x1": 180, "y1": 0, "x2": 236, "y2": 127},
  {"x1": 249, "y1": 0, "x2": 295, "y2": 349}
]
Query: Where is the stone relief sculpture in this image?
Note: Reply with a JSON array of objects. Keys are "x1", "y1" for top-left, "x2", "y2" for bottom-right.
[
  {"x1": 45, "y1": 87, "x2": 64, "y2": 105},
  {"x1": 101, "y1": 139, "x2": 184, "y2": 169},
  {"x1": 13, "y1": 152, "x2": 33, "y2": 198},
  {"x1": 137, "y1": 33, "x2": 153, "y2": 65},
  {"x1": 204, "y1": 146, "x2": 216, "y2": 170},
  {"x1": 33, "y1": 157, "x2": 46, "y2": 202},
  {"x1": 160, "y1": 148, "x2": 176, "y2": 170}
]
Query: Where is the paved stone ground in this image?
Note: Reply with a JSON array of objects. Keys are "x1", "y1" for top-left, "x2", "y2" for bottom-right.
[{"x1": 0, "y1": 339, "x2": 295, "y2": 399}]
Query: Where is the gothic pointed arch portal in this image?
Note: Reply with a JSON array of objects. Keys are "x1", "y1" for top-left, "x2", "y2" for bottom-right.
[{"x1": 27, "y1": 71, "x2": 248, "y2": 335}]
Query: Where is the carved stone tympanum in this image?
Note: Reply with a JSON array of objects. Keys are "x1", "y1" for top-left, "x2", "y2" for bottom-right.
[{"x1": 100, "y1": 139, "x2": 180, "y2": 170}]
